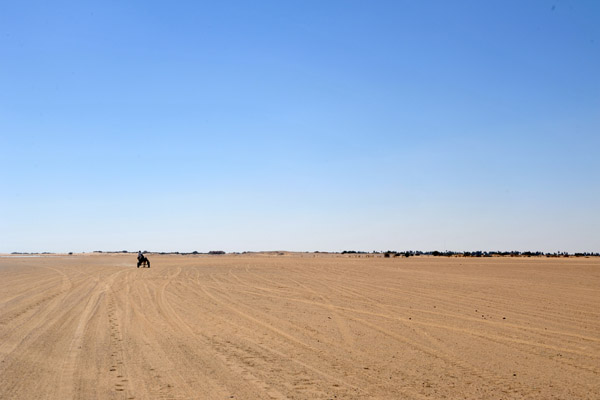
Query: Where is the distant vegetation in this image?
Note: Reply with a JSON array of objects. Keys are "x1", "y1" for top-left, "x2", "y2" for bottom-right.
[
  {"x1": 7, "y1": 250, "x2": 599, "y2": 258},
  {"x1": 10, "y1": 251, "x2": 55, "y2": 255},
  {"x1": 343, "y1": 250, "x2": 599, "y2": 258}
]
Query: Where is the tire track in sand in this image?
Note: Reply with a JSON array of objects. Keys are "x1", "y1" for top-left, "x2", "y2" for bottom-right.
[
  {"x1": 54, "y1": 269, "x2": 124, "y2": 400},
  {"x1": 154, "y1": 267, "x2": 289, "y2": 399},
  {"x1": 186, "y1": 270, "x2": 429, "y2": 400},
  {"x1": 211, "y1": 272, "x2": 533, "y2": 395},
  {"x1": 196, "y1": 274, "x2": 382, "y2": 398}
]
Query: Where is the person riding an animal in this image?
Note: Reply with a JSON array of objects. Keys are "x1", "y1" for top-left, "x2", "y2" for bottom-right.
[{"x1": 137, "y1": 251, "x2": 150, "y2": 268}]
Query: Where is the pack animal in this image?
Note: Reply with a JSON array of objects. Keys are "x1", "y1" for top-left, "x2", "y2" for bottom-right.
[{"x1": 137, "y1": 255, "x2": 150, "y2": 268}]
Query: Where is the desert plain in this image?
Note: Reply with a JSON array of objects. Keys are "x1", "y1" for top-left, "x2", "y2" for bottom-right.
[{"x1": 0, "y1": 253, "x2": 598, "y2": 399}]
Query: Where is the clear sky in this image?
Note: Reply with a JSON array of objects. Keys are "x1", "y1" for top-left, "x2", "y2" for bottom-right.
[{"x1": 1, "y1": 1, "x2": 599, "y2": 253}]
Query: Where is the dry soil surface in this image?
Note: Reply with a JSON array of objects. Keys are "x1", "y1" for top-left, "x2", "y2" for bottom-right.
[{"x1": 0, "y1": 254, "x2": 598, "y2": 399}]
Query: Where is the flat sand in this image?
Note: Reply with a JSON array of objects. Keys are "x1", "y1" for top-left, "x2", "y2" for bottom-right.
[{"x1": 0, "y1": 254, "x2": 598, "y2": 399}]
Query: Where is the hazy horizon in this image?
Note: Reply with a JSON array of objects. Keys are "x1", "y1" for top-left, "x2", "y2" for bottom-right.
[
  {"x1": 2, "y1": 1, "x2": 599, "y2": 254},
  {"x1": 3, "y1": 249, "x2": 596, "y2": 255}
]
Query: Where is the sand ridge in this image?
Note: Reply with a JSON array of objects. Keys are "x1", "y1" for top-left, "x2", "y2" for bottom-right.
[{"x1": 0, "y1": 254, "x2": 598, "y2": 399}]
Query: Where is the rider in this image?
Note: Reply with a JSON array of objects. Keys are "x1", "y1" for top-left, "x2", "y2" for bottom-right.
[{"x1": 138, "y1": 250, "x2": 143, "y2": 261}]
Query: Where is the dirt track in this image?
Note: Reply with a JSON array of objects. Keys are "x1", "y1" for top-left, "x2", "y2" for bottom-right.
[{"x1": 0, "y1": 254, "x2": 598, "y2": 399}]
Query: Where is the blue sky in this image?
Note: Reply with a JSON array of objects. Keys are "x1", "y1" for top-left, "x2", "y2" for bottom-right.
[{"x1": 1, "y1": 1, "x2": 598, "y2": 253}]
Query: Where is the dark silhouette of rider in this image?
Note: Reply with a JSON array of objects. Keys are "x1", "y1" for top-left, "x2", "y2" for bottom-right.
[{"x1": 138, "y1": 250, "x2": 143, "y2": 261}]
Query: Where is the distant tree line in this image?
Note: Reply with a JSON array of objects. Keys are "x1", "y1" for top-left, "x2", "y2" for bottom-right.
[
  {"x1": 341, "y1": 250, "x2": 600, "y2": 258},
  {"x1": 8, "y1": 250, "x2": 600, "y2": 258},
  {"x1": 10, "y1": 251, "x2": 54, "y2": 254}
]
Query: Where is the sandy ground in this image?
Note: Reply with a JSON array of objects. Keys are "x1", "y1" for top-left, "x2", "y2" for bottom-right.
[{"x1": 0, "y1": 254, "x2": 598, "y2": 399}]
